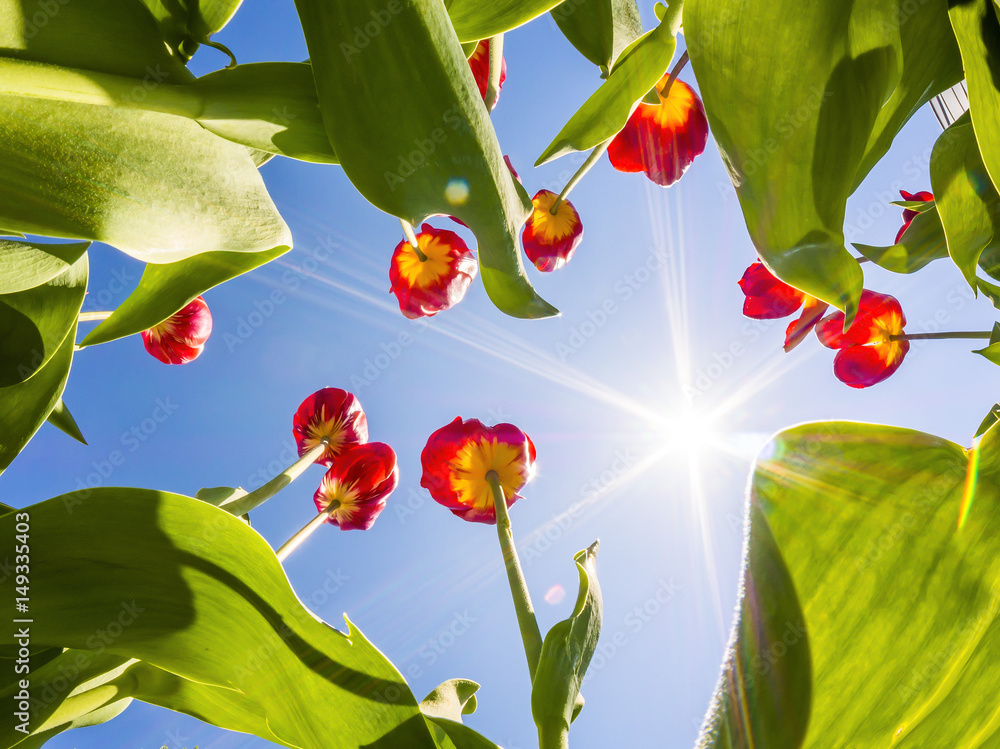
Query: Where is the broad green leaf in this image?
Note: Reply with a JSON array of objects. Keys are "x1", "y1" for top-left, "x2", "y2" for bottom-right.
[
  {"x1": 536, "y1": 2, "x2": 679, "y2": 165},
  {"x1": 890, "y1": 200, "x2": 935, "y2": 212},
  {"x1": 0, "y1": 489, "x2": 454, "y2": 749},
  {"x1": 446, "y1": 0, "x2": 565, "y2": 41},
  {"x1": 854, "y1": 207, "x2": 949, "y2": 274},
  {"x1": 0, "y1": 250, "x2": 87, "y2": 387},
  {"x1": 139, "y1": 0, "x2": 244, "y2": 60},
  {"x1": 191, "y1": 63, "x2": 339, "y2": 163},
  {"x1": 293, "y1": 0, "x2": 557, "y2": 318},
  {"x1": 976, "y1": 404, "x2": 1000, "y2": 439},
  {"x1": 0, "y1": 329, "x2": 77, "y2": 474},
  {"x1": 930, "y1": 113, "x2": 998, "y2": 290},
  {"x1": 46, "y1": 399, "x2": 87, "y2": 445},
  {"x1": 0, "y1": 240, "x2": 89, "y2": 294},
  {"x1": 0, "y1": 0, "x2": 192, "y2": 81},
  {"x1": 424, "y1": 716, "x2": 501, "y2": 749},
  {"x1": 949, "y1": 0, "x2": 1000, "y2": 196},
  {"x1": 978, "y1": 273, "x2": 1000, "y2": 310},
  {"x1": 531, "y1": 541, "x2": 602, "y2": 743},
  {"x1": 698, "y1": 421, "x2": 1000, "y2": 748},
  {"x1": 551, "y1": 0, "x2": 643, "y2": 74},
  {"x1": 686, "y1": 0, "x2": 963, "y2": 320},
  {"x1": 420, "y1": 679, "x2": 480, "y2": 722},
  {"x1": 0, "y1": 72, "x2": 290, "y2": 263},
  {"x1": 81, "y1": 246, "x2": 289, "y2": 347}
]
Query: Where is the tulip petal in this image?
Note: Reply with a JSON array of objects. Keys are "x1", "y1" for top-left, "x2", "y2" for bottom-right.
[
  {"x1": 783, "y1": 298, "x2": 829, "y2": 352},
  {"x1": 140, "y1": 296, "x2": 212, "y2": 365},
  {"x1": 467, "y1": 39, "x2": 506, "y2": 103},
  {"x1": 314, "y1": 442, "x2": 398, "y2": 531},
  {"x1": 521, "y1": 190, "x2": 584, "y2": 272},
  {"x1": 739, "y1": 262, "x2": 805, "y2": 319},
  {"x1": 389, "y1": 224, "x2": 478, "y2": 319},
  {"x1": 833, "y1": 340, "x2": 909, "y2": 388},
  {"x1": 292, "y1": 388, "x2": 368, "y2": 466}
]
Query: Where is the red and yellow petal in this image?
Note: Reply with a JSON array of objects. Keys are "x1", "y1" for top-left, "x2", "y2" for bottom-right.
[
  {"x1": 141, "y1": 296, "x2": 212, "y2": 365},
  {"x1": 522, "y1": 190, "x2": 583, "y2": 272},
  {"x1": 832, "y1": 339, "x2": 909, "y2": 388},
  {"x1": 314, "y1": 442, "x2": 398, "y2": 531},
  {"x1": 389, "y1": 224, "x2": 478, "y2": 319},
  {"x1": 738, "y1": 262, "x2": 805, "y2": 319},
  {"x1": 816, "y1": 291, "x2": 906, "y2": 349},
  {"x1": 292, "y1": 388, "x2": 368, "y2": 466},
  {"x1": 783, "y1": 297, "x2": 830, "y2": 352},
  {"x1": 467, "y1": 39, "x2": 506, "y2": 103},
  {"x1": 420, "y1": 417, "x2": 535, "y2": 524},
  {"x1": 895, "y1": 190, "x2": 934, "y2": 243},
  {"x1": 608, "y1": 78, "x2": 708, "y2": 187}
]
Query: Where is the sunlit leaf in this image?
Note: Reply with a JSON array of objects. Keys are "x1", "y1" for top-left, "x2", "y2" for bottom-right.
[
  {"x1": 551, "y1": 0, "x2": 643, "y2": 74},
  {"x1": 293, "y1": 0, "x2": 557, "y2": 318},
  {"x1": 536, "y1": 2, "x2": 679, "y2": 164},
  {"x1": 82, "y1": 247, "x2": 288, "y2": 347},
  {"x1": 686, "y1": 0, "x2": 963, "y2": 321},
  {"x1": 446, "y1": 0, "x2": 565, "y2": 41},
  {"x1": 420, "y1": 679, "x2": 480, "y2": 722},
  {"x1": 0, "y1": 239, "x2": 89, "y2": 295},
  {"x1": 698, "y1": 421, "x2": 1000, "y2": 748},
  {"x1": 46, "y1": 399, "x2": 87, "y2": 445}
]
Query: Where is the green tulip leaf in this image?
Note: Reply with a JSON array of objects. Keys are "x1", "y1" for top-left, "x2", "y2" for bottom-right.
[
  {"x1": 0, "y1": 326, "x2": 78, "y2": 474},
  {"x1": 191, "y1": 63, "x2": 339, "y2": 163},
  {"x1": 551, "y1": 0, "x2": 643, "y2": 74},
  {"x1": 0, "y1": 488, "x2": 478, "y2": 749},
  {"x1": 973, "y1": 322, "x2": 1000, "y2": 366},
  {"x1": 854, "y1": 203, "x2": 949, "y2": 274},
  {"x1": 447, "y1": 0, "x2": 565, "y2": 42},
  {"x1": 531, "y1": 541, "x2": 602, "y2": 743},
  {"x1": 46, "y1": 399, "x2": 87, "y2": 446},
  {"x1": 81, "y1": 246, "x2": 288, "y2": 348},
  {"x1": 949, "y1": 0, "x2": 1000, "y2": 197},
  {"x1": 0, "y1": 240, "x2": 89, "y2": 295},
  {"x1": 292, "y1": 0, "x2": 557, "y2": 318},
  {"x1": 0, "y1": 250, "x2": 87, "y2": 387},
  {"x1": 420, "y1": 679, "x2": 480, "y2": 723},
  {"x1": 686, "y1": 0, "x2": 963, "y2": 321},
  {"x1": 975, "y1": 403, "x2": 1000, "y2": 439},
  {"x1": 698, "y1": 421, "x2": 1000, "y2": 748},
  {"x1": 890, "y1": 200, "x2": 936, "y2": 212},
  {"x1": 424, "y1": 716, "x2": 501, "y2": 749},
  {"x1": 536, "y1": 1, "x2": 679, "y2": 165},
  {"x1": 138, "y1": 0, "x2": 243, "y2": 60},
  {"x1": 930, "y1": 112, "x2": 1000, "y2": 290}
]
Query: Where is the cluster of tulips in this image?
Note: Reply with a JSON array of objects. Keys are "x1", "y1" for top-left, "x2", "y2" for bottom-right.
[{"x1": 738, "y1": 190, "x2": 996, "y2": 388}]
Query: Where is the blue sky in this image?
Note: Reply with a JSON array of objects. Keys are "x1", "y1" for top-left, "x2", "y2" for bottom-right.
[{"x1": 6, "y1": 3, "x2": 1000, "y2": 748}]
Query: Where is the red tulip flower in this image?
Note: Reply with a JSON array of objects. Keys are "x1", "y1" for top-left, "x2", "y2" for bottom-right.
[
  {"x1": 739, "y1": 262, "x2": 829, "y2": 351},
  {"x1": 815, "y1": 290, "x2": 909, "y2": 388},
  {"x1": 608, "y1": 76, "x2": 708, "y2": 187},
  {"x1": 468, "y1": 39, "x2": 506, "y2": 105},
  {"x1": 895, "y1": 190, "x2": 934, "y2": 243},
  {"x1": 421, "y1": 417, "x2": 536, "y2": 524},
  {"x1": 141, "y1": 296, "x2": 212, "y2": 364},
  {"x1": 313, "y1": 442, "x2": 398, "y2": 531},
  {"x1": 521, "y1": 190, "x2": 584, "y2": 272},
  {"x1": 390, "y1": 224, "x2": 478, "y2": 319},
  {"x1": 292, "y1": 388, "x2": 368, "y2": 466}
]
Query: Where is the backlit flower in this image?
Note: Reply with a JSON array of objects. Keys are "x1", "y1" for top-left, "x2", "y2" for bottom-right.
[
  {"x1": 390, "y1": 224, "x2": 478, "y2": 319},
  {"x1": 468, "y1": 39, "x2": 506, "y2": 105},
  {"x1": 521, "y1": 190, "x2": 583, "y2": 272},
  {"x1": 738, "y1": 262, "x2": 829, "y2": 351},
  {"x1": 420, "y1": 417, "x2": 536, "y2": 524},
  {"x1": 607, "y1": 76, "x2": 708, "y2": 187},
  {"x1": 815, "y1": 290, "x2": 909, "y2": 388},
  {"x1": 895, "y1": 190, "x2": 934, "y2": 243},
  {"x1": 292, "y1": 388, "x2": 368, "y2": 466},
  {"x1": 313, "y1": 442, "x2": 398, "y2": 531},
  {"x1": 141, "y1": 296, "x2": 212, "y2": 364}
]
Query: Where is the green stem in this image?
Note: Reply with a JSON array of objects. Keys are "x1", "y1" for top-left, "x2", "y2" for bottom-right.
[
  {"x1": 659, "y1": 50, "x2": 689, "y2": 99},
  {"x1": 78, "y1": 311, "x2": 112, "y2": 322},
  {"x1": 890, "y1": 331, "x2": 992, "y2": 341},
  {"x1": 400, "y1": 219, "x2": 427, "y2": 261},
  {"x1": 487, "y1": 471, "x2": 543, "y2": 679},
  {"x1": 485, "y1": 35, "x2": 504, "y2": 112},
  {"x1": 551, "y1": 139, "x2": 612, "y2": 214},
  {"x1": 221, "y1": 441, "x2": 327, "y2": 517},
  {"x1": 538, "y1": 724, "x2": 570, "y2": 749},
  {"x1": 275, "y1": 500, "x2": 341, "y2": 562},
  {"x1": 202, "y1": 39, "x2": 238, "y2": 69}
]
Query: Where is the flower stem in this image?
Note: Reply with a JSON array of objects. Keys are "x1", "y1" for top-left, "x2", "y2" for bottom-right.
[
  {"x1": 78, "y1": 311, "x2": 112, "y2": 322},
  {"x1": 400, "y1": 219, "x2": 427, "y2": 261},
  {"x1": 551, "y1": 139, "x2": 612, "y2": 214},
  {"x1": 890, "y1": 331, "x2": 992, "y2": 341},
  {"x1": 538, "y1": 724, "x2": 570, "y2": 749},
  {"x1": 485, "y1": 35, "x2": 504, "y2": 112},
  {"x1": 659, "y1": 50, "x2": 689, "y2": 99},
  {"x1": 221, "y1": 441, "x2": 327, "y2": 517},
  {"x1": 275, "y1": 500, "x2": 341, "y2": 562},
  {"x1": 486, "y1": 470, "x2": 543, "y2": 679}
]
